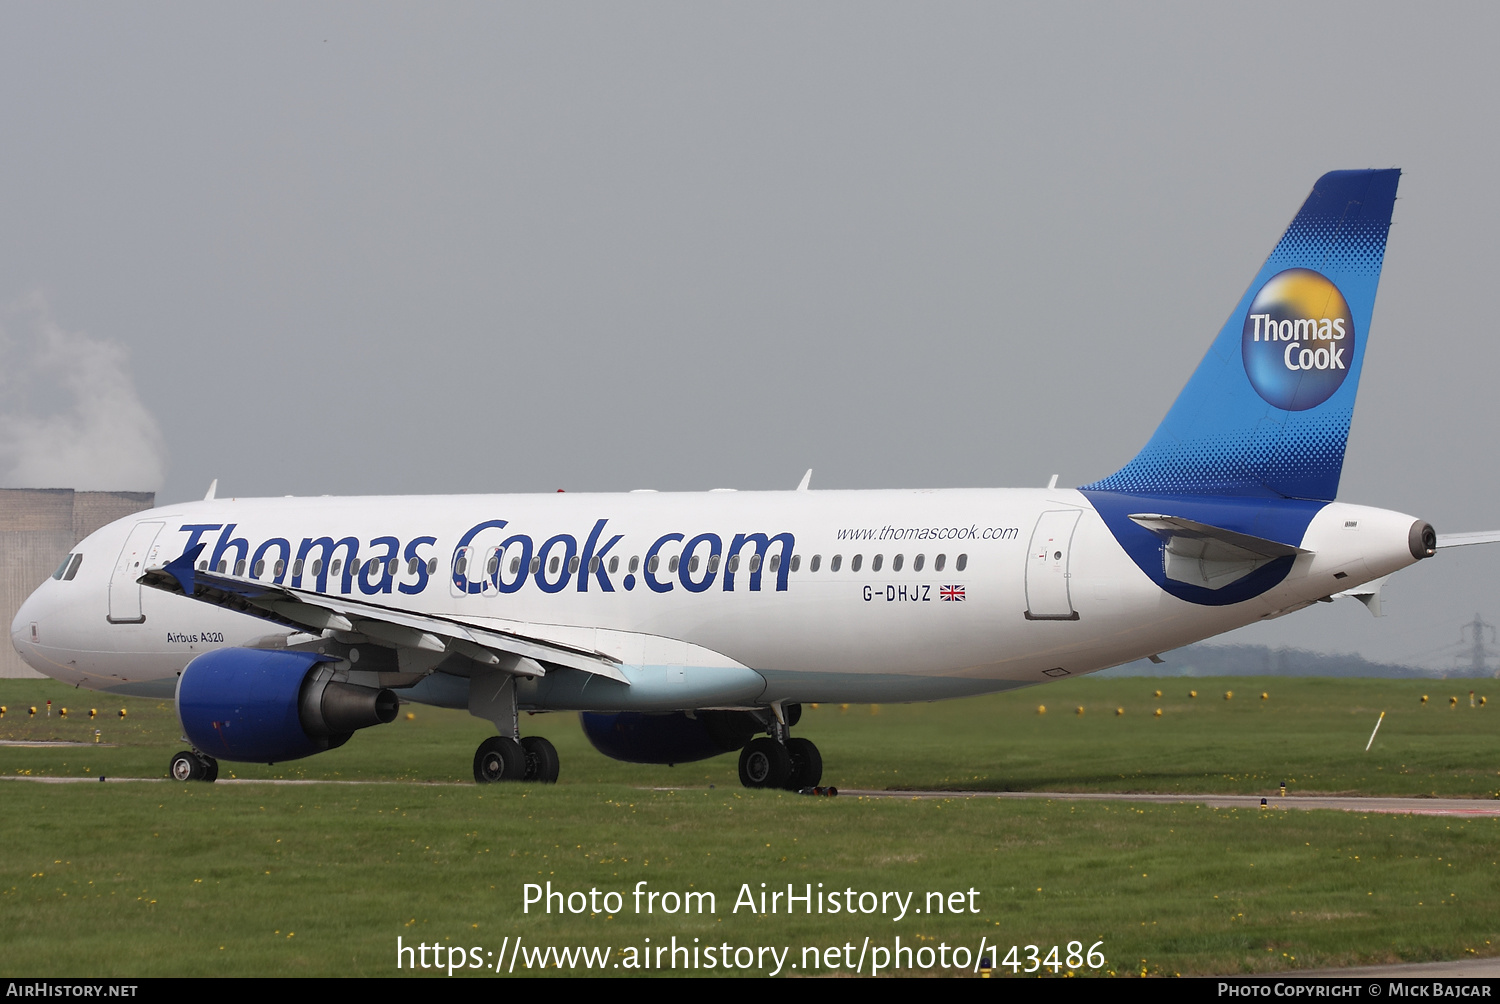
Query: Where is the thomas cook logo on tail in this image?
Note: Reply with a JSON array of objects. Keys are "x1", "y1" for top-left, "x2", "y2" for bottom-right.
[{"x1": 1240, "y1": 267, "x2": 1354, "y2": 411}]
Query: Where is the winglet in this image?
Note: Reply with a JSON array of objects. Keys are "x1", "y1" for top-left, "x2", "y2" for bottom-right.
[
  {"x1": 204, "y1": 479, "x2": 218, "y2": 502},
  {"x1": 796, "y1": 469, "x2": 812, "y2": 492},
  {"x1": 162, "y1": 544, "x2": 205, "y2": 597}
]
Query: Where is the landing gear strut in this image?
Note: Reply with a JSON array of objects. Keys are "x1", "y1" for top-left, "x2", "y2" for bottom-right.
[
  {"x1": 737, "y1": 704, "x2": 822, "y2": 791},
  {"x1": 169, "y1": 750, "x2": 218, "y2": 783}
]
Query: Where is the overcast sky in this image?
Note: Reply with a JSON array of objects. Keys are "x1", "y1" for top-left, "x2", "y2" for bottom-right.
[{"x1": 1, "y1": 3, "x2": 1497, "y2": 668}]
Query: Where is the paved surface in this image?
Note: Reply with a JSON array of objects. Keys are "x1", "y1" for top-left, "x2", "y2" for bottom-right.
[{"x1": 840, "y1": 788, "x2": 1500, "y2": 816}]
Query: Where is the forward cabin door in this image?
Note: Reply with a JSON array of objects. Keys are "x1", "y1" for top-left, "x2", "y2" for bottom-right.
[
  {"x1": 1024, "y1": 510, "x2": 1081, "y2": 621},
  {"x1": 107, "y1": 521, "x2": 165, "y2": 624}
]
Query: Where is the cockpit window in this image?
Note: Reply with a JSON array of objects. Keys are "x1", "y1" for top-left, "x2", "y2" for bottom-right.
[
  {"x1": 63, "y1": 554, "x2": 83, "y2": 581},
  {"x1": 52, "y1": 554, "x2": 73, "y2": 580}
]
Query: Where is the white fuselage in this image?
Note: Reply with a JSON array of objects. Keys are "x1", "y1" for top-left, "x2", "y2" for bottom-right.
[{"x1": 10, "y1": 488, "x2": 1424, "y2": 708}]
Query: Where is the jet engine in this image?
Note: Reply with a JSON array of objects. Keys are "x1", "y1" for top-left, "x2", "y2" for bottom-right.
[
  {"x1": 176, "y1": 648, "x2": 397, "y2": 763},
  {"x1": 579, "y1": 710, "x2": 760, "y2": 765}
]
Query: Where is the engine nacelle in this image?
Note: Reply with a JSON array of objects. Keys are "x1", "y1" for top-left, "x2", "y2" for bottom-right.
[
  {"x1": 579, "y1": 710, "x2": 760, "y2": 765},
  {"x1": 177, "y1": 648, "x2": 398, "y2": 763}
]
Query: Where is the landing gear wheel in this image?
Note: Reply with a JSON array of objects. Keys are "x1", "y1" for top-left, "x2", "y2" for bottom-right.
[
  {"x1": 169, "y1": 751, "x2": 205, "y2": 782},
  {"x1": 473, "y1": 736, "x2": 526, "y2": 783},
  {"x1": 199, "y1": 755, "x2": 219, "y2": 783},
  {"x1": 739, "y1": 737, "x2": 791, "y2": 789},
  {"x1": 520, "y1": 736, "x2": 560, "y2": 783},
  {"x1": 785, "y1": 737, "x2": 822, "y2": 790}
]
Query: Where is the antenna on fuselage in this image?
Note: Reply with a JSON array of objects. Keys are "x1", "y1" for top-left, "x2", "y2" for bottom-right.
[
  {"x1": 203, "y1": 479, "x2": 218, "y2": 501},
  {"x1": 796, "y1": 469, "x2": 812, "y2": 492}
]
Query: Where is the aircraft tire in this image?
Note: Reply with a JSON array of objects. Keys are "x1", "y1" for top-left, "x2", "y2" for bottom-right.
[
  {"x1": 739, "y1": 737, "x2": 791, "y2": 789},
  {"x1": 520, "y1": 736, "x2": 560, "y2": 783},
  {"x1": 199, "y1": 754, "x2": 219, "y2": 783},
  {"x1": 170, "y1": 751, "x2": 205, "y2": 782},
  {"x1": 473, "y1": 736, "x2": 526, "y2": 783},
  {"x1": 785, "y1": 737, "x2": 822, "y2": 790}
]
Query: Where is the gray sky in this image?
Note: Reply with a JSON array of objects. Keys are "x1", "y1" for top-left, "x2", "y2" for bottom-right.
[{"x1": 1, "y1": 3, "x2": 1496, "y2": 669}]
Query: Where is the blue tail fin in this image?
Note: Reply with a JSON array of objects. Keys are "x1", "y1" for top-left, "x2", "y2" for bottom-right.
[{"x1": 1084, "y1": 170, "x2": 1400, "y2": 501}]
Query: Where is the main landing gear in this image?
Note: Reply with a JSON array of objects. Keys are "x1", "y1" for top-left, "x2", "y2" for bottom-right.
[
  {"x1": 473, "y1": 735, "x2": 559, "y2": 783},
  {"x1": 169, "y1": 749, "x2": 218, "y2": 783},
  {"x1": 737, "y1": 704, "x2": 822, "y2": 791}
]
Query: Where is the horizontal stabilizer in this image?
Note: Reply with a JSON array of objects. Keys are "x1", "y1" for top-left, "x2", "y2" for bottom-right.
[
  {"x1": 1128, "y1": 513, "x2": 1311, "y2": 591},
  {"x1": 1435, "y1": 530, "x2": 1500, "y2": 549},
  {"x1": 137, "y1": 563, "x2": 629, "y2": 684}
]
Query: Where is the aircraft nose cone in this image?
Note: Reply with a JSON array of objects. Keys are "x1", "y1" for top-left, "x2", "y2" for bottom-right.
[{"x1": 11, "y1": 586, "x2": 48, "y2": 669}]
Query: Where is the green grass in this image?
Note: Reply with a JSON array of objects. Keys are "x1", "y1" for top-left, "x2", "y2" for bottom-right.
[
  {"x1": 1, "y1": 676, "x2": 1498, "y2": 977},
  {"x1": 1, "y1": 676, "x2": 1494, "y2": 797}
]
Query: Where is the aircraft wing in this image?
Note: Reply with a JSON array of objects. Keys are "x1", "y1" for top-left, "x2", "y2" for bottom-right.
[
  {"x1": 138, "y1": 545, "x2": 629, "y2": 683},
  {"x1": 1436, "y1": 530, "x2": 1500, "y2": 549}
]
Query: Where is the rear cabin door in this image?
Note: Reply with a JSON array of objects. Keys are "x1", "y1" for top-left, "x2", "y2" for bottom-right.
[{"x1": 1024, "y1": 510, "x2": 1081, "y2": 621}]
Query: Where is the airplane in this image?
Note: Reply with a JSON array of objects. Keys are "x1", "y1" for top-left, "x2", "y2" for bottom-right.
[{"x1": 11, "y1": 169, "x2": 1498, "y2": 791}]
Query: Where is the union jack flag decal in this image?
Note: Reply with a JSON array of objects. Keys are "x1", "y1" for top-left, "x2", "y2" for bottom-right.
[{"x1": 940, "y1": 585, "x2": 965, "y2": 601}]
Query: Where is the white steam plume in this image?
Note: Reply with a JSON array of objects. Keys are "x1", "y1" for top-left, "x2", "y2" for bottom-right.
[{"x1": 0, "y1": 294, "x2": 166, "y2": 491}]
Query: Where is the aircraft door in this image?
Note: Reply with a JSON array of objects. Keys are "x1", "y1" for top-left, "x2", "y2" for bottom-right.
[
  {"x1": 107, "y1": 521, "x2": 165, "y2": 624},
  {"x1": 1024, "y1": 510, "x2": 1081, "y2": 621}
]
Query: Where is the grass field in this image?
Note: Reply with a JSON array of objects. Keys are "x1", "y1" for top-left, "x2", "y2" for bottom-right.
[{"x1": 1, "y1": 675, "x2": 1497, "y2": 977}]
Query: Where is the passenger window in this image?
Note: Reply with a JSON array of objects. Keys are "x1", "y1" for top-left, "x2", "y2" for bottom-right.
[
  {"x1": 790, "y1": 554, "x2": 800, "y2": 572},
  {"x1": 216, "y1": 560, "x2": 227, "y2": 573},
  {"x1": 294, "y1": 559, "x2": 306, "y2": 577},
  {"x1": 487, "y1": 554, "x2": 499, "y2": 576},
  {"x1": 768, "y1": 553, "x2": 780, "y2": 573},
  {"x1": 52, "y1": 554, "x2": 72, "y2": 580},
  {"x1": 312, "y1": 559, "x2": 324, "y2": 577},
  {"x1": 234, "y1": 559, "x2": 246, "y2": 576},
  {"x1": 253, "y1": 560, "x2": 265, "y2": 578},
  {"x1": 407, "y1": 557, "x2": 418, "y2": 575},
  {"x1": 872, "y1": 554, "x2": 883, "y2": 572},
  {"x1": 64, "y1": 554, "x2": 83, "y2": 581},
  {"x1": 647, "y1": 555, "x2": 659, "y2": 573},
  {"x1": 276, "y1": 559, "x2": 287, "y2": 578},
  {"x1": 386, "y1": 558, "x2": 397, "y2": 576},
  {"x1": 851, "y1": 554, "x2": 862, "y2": 572},
  {"x1": 668, "y1": 555, "x2": 679, "y2": 574},
  {"x1": 749, "y1": 554, "x2": 761, "y2": 572},
  {"x1": 510, "y1": 556, "x2": 521, "y2": 575},
  {"x1": 892, "y1": 554, "x2": 903, "y2": 572},
  {"x1": 197, "y1": 560, "x2": 207, "y2": 572},
  {"x1": 708, "y1": 554, "x2": 720, "y2": 573},
  {"x1": 831, "y1": 554, "x2": 842, "y2": 572},
  {"x1": 549, "y1": 556, "x2": 561, "y2": 575},
  {"x1": 957, "y1": 553, "x2": 968, "y2": 571},
  {"x1": 913, "y1": 553, "x2": 924, "y2": 572},
  {"x1": 529, "y1": 556, "x2": 541, "y2": 574},
  {"x1": 427, "y1": 558, "x2": 438, "y2": 575},
  {"x1": 727, "y1": 554, "x2": 740, "y2": 573},
  {"x1": 628, "y1": 556, "x2": 640, "y2": 574},
  {"x1": 589, "y1": 556, "x2": 600, "y2": 573},
  {"x1": 609, "y1": 556, "x2": 619, "y2": 574},
  {"x1": 811, "y1": 554, "x2": 821, "y2": 572},
  {"x1": 569, "y1": 555, "x2": 580, "y2": 573},
  {"x1": 935, "y1": 554, "x2": 946, "y2": 572},
  {"x1": 688, "y1": 555, "x2": 700, "y2": 574},
  {"x1": 455, "y1": 556, "x2": 467, "y2": 576}
]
